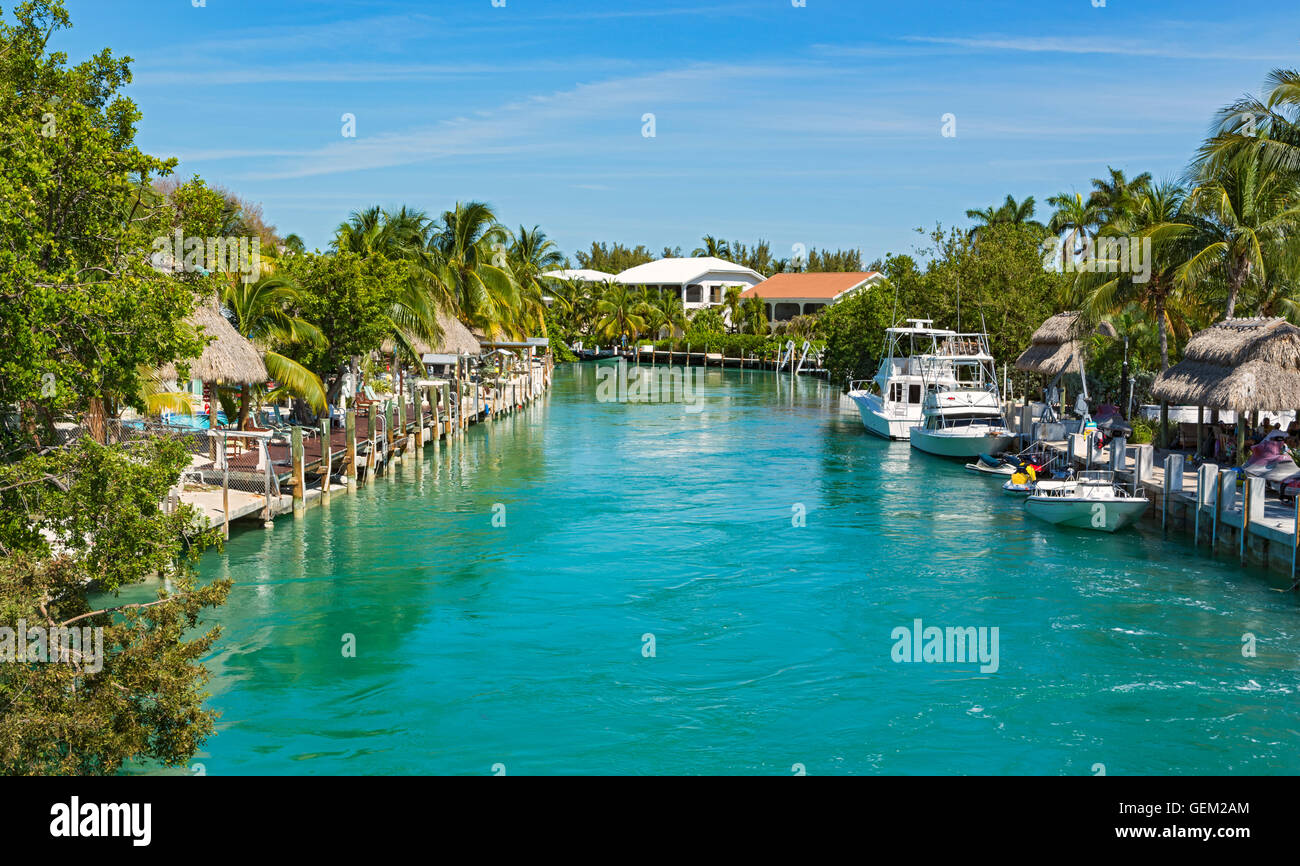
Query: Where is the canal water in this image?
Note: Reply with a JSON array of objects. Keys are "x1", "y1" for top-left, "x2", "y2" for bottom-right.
[{"x1": 176, "y1": 363, "x2": 1300, "y2": 774}]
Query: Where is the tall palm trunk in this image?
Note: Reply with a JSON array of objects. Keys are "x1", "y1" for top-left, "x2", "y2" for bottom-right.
[
  {"x1": 238, "y1": 382, "x2": 251, "y2": 430},
  {"x1": 1155, "y1": 290, "x2": 1170, "y2": 372},
  {"x1": 1225, "y1": 256, "x2": 1249, "y2": 319}
]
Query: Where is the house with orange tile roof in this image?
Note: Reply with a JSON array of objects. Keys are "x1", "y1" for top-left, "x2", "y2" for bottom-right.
[{"x1": 740, "y1": 271, "x2": 883, "y2": 323}]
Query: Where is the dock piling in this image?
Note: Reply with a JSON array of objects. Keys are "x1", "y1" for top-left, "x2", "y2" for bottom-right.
[
  {"x1": 291, "y1": 426, "x2": 305, "y2": 515},
  {"x1": 345, "y1": 409, "x2": 357, "y2": 491}
]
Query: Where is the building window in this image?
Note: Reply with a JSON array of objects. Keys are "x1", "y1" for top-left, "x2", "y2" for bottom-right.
[
  {"x1": 709, "y1": 286, "x2": 722, "y2": 304},
  {"x1": 774, "y1": 302, "x2": 800, "y2": 321},
  {"x1": 685, "y1": 284, "x2": 702, "y2": 303},
  {"x1": 803, "y1": 303, "x2": 825, "y2": 315}
]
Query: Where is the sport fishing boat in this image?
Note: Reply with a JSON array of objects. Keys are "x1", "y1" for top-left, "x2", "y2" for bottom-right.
[
  {"x1": 846, "y1": 319, "x2": 958, "y2": 440},
  {"x1": 1024, "y1": 470, "x2": 1149, "y2": 532},
  {"x1": 908, "y1": 332, "x2": 1016, "y2": 458}
]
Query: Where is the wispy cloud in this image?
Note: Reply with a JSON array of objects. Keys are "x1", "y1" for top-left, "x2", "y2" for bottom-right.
[
  {"x1": 896, "y1": 35, "x2": 1286, "y2": 62},
  {"x1": 229, "y1": 63, "x2": 796, "y2": 181}
]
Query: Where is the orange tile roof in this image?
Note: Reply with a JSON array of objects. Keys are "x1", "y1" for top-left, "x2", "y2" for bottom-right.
[{"x1": 740, "y1": 272, "x2": 880, "y2": 300}]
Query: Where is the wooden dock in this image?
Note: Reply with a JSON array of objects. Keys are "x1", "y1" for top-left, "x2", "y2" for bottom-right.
[{"x1": 178, "y1": 359, "x2": 553, "y2": 533}]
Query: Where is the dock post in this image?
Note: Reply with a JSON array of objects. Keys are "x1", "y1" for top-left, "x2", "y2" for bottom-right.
[
  {"x1": 367, "y1": 411, "x2": 378, "y2": 481},
  {"x1": 1161, "y1": 454, "x2": 1183, "y2": 531},
  {"x1": 221, "y1": 431, "x2": 230, "y2": 540},
  {"x1": 1292, "y1": 496, "x2": 1299, "y2": 587},
  {"x1": 291, "y1": 426, "x2": 305, "y2": 514},
  {"x1": 261, "y1": 439, "x2": 273, "y2": 525},
  {"x1": 455, "y1": 356, "x2": 464, "y2": 437},
  {"x1": 1109, "y1": 436, "x2": 1127, "y2": 473},
  {"x1": 320, "y1": 418, "x2": 331, "y2": 494},
  {"x1": 1242, "y1": 475, "x2": 1264, "y2": 564},
  {"x1": 1132, "y1": 445, "x2": 1153, "y2": 496},
  {"x1": 415, "y1": 387, "x2": 424, "y2": 448},
  {"x1": 345, "y1": 409, "x2": 357, "y2": 491},
  {"x1": 397, "y1": 391, "x2": 407, "y2": 450},
  {"x1": 386, "y1": 401, "x2": 396, "y2": 460},
  {"x1": 1212, "y1": 468, "x2": 1233, "y2": 550},
  {"x1": 1194, "y1": 463, "x2": 1217, "y2": 548}
]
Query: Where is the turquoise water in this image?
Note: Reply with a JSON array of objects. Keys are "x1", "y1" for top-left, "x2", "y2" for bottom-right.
[{"x1": 175, "y1": 363, "x2": 1300, "y2": 775}]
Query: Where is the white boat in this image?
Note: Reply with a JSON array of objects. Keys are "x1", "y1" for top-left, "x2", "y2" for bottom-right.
[
  {"x1": 1024, "y1": 471, "x2": 1149, "y2": 532},
  {"x1": 908, "y1": 332, "x2": 1016, "y2": 458},
  {"x1": 846, "y1": 320, "x2": 960, "y2": 440}
]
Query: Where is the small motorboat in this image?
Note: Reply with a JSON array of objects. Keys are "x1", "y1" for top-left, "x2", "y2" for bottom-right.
[{"x1": 1024, "y1": 470, "x2": 1149, "y2": 532}]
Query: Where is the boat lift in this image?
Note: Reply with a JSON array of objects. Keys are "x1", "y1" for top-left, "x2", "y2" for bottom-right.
[
  {"x1": 794, "y1": 341, "x2": 813, "y2": 375},
  {"x1": 776, "y1": 340, "x2": 796, "y2": 371}
]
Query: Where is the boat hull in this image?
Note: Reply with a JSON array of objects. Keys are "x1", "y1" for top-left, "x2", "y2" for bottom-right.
[
  {"x1": 1024, "y1": 497, "x2": 1149, "y2": 532},
  {"x1": 847, "y1": 392, "x2": 916, "y2": 440},
  {"x1": 910, "y1": 429, "x2": 1016, "y2": 459}
]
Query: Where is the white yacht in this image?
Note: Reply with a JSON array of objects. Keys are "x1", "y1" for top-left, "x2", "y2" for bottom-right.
[
  {"x1": 846, "y1": 320, "x2": 959, "y2": 440},
  {"x1": 908, "y1": 333, "x2": 1017, "y2": 459}
]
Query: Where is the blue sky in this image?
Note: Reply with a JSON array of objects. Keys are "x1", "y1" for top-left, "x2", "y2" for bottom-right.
[{"x1": 53, "y1": 0, "x2": 1300, "y2": 264}]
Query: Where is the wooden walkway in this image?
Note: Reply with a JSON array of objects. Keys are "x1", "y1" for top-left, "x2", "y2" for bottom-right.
[{"x1": 179, "y1": 362, "x2": 553, "y2": 531}]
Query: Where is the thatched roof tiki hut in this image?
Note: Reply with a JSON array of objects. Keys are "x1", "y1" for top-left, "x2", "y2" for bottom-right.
[
  {"x1": 380, "y1": 310, "x2": 482, "y2": 412},
  {"x1": 1015, "y1": 311, "x2": 1118, "y2": 412},
  {"x1": 1152, "y1": 317, "x2": 1300, "y2": 461},
  {"x1": 162, "y1": 297, "x2": 269, "y2": 429}
]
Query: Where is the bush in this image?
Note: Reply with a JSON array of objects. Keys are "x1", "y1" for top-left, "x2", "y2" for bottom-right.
[{"x1": 1130, "y1": 420, "x2": 1153, "y2": 444}]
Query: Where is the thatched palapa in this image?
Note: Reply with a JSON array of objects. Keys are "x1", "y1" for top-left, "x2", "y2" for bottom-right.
[
  {"x1": 1151, "y1": 317, "x2": 1300, "y2": 411},
  {"x1": 162, "y1": 297, "x2": 268, "y2": 384},
  {"x1": 1015, "y1": 311, "x2": 1117, "y2": 376},
  {"x1": 382, "y1": 309, "x2": 482, "y2": 357}
]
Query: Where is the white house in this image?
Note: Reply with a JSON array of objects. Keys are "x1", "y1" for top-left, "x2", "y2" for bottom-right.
[
  {"x1": 614, "y1": 257, "x2": 764, "y2": 312},
  {"x1": 740, "y1": 271, "x2": 883, "y2": 322}
]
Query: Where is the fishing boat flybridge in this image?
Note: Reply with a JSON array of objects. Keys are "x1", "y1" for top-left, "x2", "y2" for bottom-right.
[
  {"x1": 846, "y1": 319, "x2": 959, "y2": 440},
  {"x1": 907, "y1": 331, "x2": 1017, "y2": 459}
]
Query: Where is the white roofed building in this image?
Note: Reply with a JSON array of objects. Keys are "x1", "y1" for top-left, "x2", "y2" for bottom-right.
[
  {"x1": 615, "y1": 257, "x2": 764, "y2": 313},
  {"x1": 541, "y1": 268, "x2": 616, "y2": 283}
]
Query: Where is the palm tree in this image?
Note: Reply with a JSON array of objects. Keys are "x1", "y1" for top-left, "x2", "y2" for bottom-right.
[
  {"x1": 1077, "y1": 182, "x2": 1195, "y2": 372},
  {"x1": 1046, "y1": 192, "x2": 1101, "y2": 269},
  {"x1": 646, "y1": 291, "x2": 688, "y2": 339},
  {"x1": 1087, "y1": 167, "x2": 1153, "y2": 223},
  {"x1": 692, "y1": 235, "x2": 731, "y2": 258},
  {"x1": 509, "y1": 225, "x2": 565, "y2": 337},
  {"x1": 1198, "y1": 68, "x2": 1300, "y2": 178},
  {"x1": 427, "y1": 202, "x2": 522, "y2": 338},
  {"x1": 221, "y1": 275, "x2": 328, "y2": 426},
  {"x1": 966, "y1": 194, "x2": 1045, "y2": 240},
  {"x1": 1172, "y1": 147, "x2": 1300, "y2": 318},
  {"x1": 739, "y1": 295, "x2": 769, "y2": 335},
  {"x1": 593, "y1": 282, "x2": 648, "y2": 342},
  {"x1": 723, "y1": 285, "x2": 744, "y2": 333}
]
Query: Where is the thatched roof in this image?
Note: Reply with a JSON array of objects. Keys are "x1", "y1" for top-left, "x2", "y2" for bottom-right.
[
  {"x1": 1151, "y1": 317, "x2": 1300, "y2": 411},
  {"x1": 161, "y1": 297, "x2": 268, "y2": 385},
  {"x1": 381, "y1": 309, "x2": 482, "y2": 356},
  {"x1": 1015, "y1": 311, "x2": 1117, "y2": 376}
]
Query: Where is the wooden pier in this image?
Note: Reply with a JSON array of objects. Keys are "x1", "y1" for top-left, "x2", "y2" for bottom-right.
[{"x1": 179, "y1": 357, "x2": 554, "y2": 532}]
